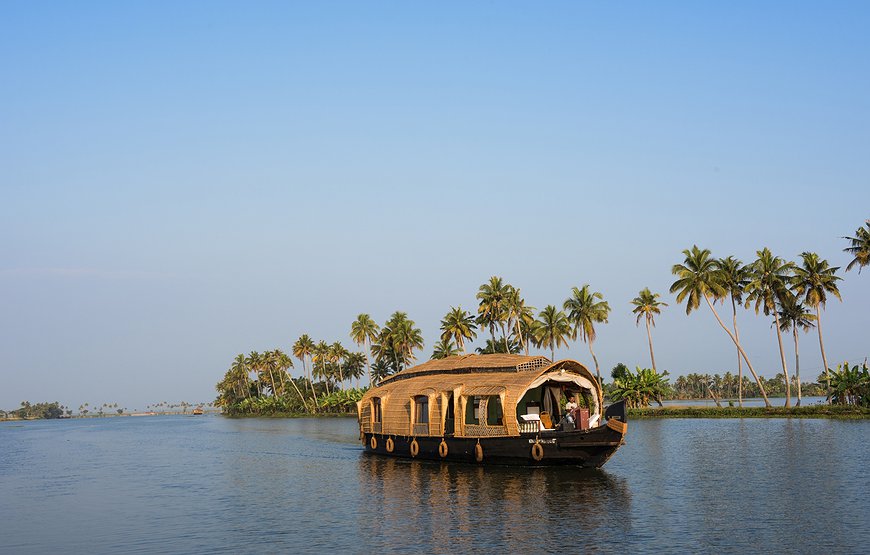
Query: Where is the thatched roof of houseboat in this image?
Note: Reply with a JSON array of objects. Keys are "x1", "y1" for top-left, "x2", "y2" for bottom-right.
[{"x1": 359, "y1": 354, "x2": 602, "y2": 438}]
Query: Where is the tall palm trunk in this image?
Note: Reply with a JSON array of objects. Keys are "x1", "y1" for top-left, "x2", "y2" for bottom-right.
[
  {"x1": 514, "y1": 319, "x2": 528, "y2": 356},
  {"x1": 267, "y1": 367, "x2": 277, "y2": 397},
  {"x1": 588, "y1": 340, "x2": 602, "y2": 387},
  {"x1": 731, "y1": 296, "x2": 743, "y2": 408},
  {"x1": 308, "y1": 355, "x2": 318, "y2": 408},
  {"x1": 772, "y1": 309, "x2": 791, "y2": 407},
  {"x1": 288, "y1": 378, "x2": 309, "y2": 412},
  {"x1": 364, "y1": 340, "x2": 373, "y2": 388},
  {"x1": 645, "y1": 315, "x2": 657, "y2": 372},
  {"x1": 793, "y1": 327, "x2": 802, "y2": 407},
  {"x1": 815, "y1": 304, "x2": 831, "y2": 404},
  {"x1": 703, "y1": 294, "x2": 771, "y2": 407},
  {"x1": 277, "y1": 369, "x2": 286, "y2": 397},
  {"x1": 500, "y1": 322, "x2": 509, "y2": 352}
]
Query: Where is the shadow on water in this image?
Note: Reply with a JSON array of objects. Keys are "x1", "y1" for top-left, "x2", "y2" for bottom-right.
[{"x1": 356, "y1": 454, "x2": 631, "y2": 552}]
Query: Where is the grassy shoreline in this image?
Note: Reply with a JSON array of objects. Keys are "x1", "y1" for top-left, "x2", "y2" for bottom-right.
[{"x1": 628, "y1": 405, "x2": 869, "y2": 419}]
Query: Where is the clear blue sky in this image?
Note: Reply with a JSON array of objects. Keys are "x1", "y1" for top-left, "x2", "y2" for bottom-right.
[{"x1": 2, "y1": 2, "x2": 868, "y2": 410}]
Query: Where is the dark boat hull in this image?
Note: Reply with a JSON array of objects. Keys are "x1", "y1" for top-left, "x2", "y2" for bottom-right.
[{"x1": 361, "y1": 423, "x2": 625, "y2": 468}]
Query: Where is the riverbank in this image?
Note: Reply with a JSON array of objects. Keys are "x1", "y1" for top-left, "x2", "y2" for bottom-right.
[{"x1": 628, "y1": 405, "x2": 869, "y2": 419}]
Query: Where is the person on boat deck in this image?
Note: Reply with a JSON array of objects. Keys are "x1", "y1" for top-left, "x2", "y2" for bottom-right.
[
  {"x1": 565, "y1": 395, "x2": 578, "y2": 421},
  {"x1": 558, "y1": 395, "x2": 578, "y2": 430}
]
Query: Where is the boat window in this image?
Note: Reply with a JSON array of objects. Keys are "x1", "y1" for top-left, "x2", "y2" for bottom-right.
[
  {"x1": 464, "y1": 396, "x2": 501, "y2": 425},
  {"x1": 372, "y1": 398, "x2": 382, "y2": 423},
  {"x1": 465, "y1": 396, "x2": 481, "y2": 424},
  {"x1": 414, "y1": 396, "x2": 428, "y2": 424},
  {"x1": 486, "y1": 396, "x2": 503, "y2": 426}
]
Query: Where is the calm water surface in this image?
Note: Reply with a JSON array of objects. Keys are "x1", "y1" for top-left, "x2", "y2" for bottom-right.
[{"x1": 1, "y1": 415, "x2": 867, "y2": 553}]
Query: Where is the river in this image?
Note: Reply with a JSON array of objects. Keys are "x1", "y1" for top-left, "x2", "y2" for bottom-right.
[{"x1": 1, "y1": 415, "x2": 867, "y2": 553}]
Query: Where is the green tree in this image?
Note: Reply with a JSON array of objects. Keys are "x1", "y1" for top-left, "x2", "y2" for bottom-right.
[
  {"x1": 432, "y1": 338, "x2": 461, "y2": 359},
  {"x1": 843, "y1": 220, "x2": 870, "y2": 273},
  {"x1": 563, "y1": 285, "x2": 610, "y2": 385},
  {"x1": 791, "y1": 252, "x2": 842, "y2": 403},
  {"x1": 440, "y1": 306, "x2": 478, "y2": 354},
  {"x1": 312, "y1": 341, "x2": 332, "y2": 394},
  {"x1": 350, "y1": 314, "x2": 380, "y2": 387},
  {"x1": 246, "y1": 351, "x2": 264, "y2": 396},
  {"x1": 476, "y1": 276, "x2": 512, "y2": 348},
  {"x1": 829, "y1": 361, "x2": 869, "y2": 406},
  {"x1": 293, "y1": 334, "x2": 317, "y2": 407},
  {"x1": 670, "y1": 246, "x2": 771, "y2": 407},
  {"x1": 505, "y1": 288, "x2": 536, "y2": 355},
  {"x1": 713, "y1": 256, "x2": 751, "y2": 407},
  {"x1": 777, "y1": 294, "x2": 816, "y2": 406},
  {"x1": 329, "y1": 342, "x2": 349, "y2": 389},
  {"x1": 630, "y1": 288, "x2": 668, "y2": 373},
  {"x1": 532, "y1": 305, "x2": 572, "y2": 362},
  {"x1": 746, "y1": 248, "x2": 795, "y2": 406}
]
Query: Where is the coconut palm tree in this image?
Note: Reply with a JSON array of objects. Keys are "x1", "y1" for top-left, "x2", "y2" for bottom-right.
[
  {"x1": 432, "y1": 338, "x2": 461, "y2": 359},
  {"x1": 563, "y1": 285, "x2": 610, "y2": 385},
  {"x1": 350, "y1": 314, "x2": 380, "y2": 387},
  {"x1": 329, "y1": 342, "x2": 349, "y2": 388},
  {"x1": 670, "y1": 246, "x2": 771, "y2": 407},
  {"x1": 713, "y1": 256, "x2": 751, "y2": 407},
  {"x1": 390, "y1": 314, "x2": 424, "y2": 369},
  {"x1": 476, "y1": 276, "x2": 511, "y2": 348},
  {"x1": 246, "y1": 351, "x2": 264, "y2": 396},
  {"x1": 777, "y1": 294, "x2": 816, "y2": 406},
  {"x1": 843, "y1": 220, "x2": 870, "y2": 273},
  {"x1": 506, "y1": 288, "x2": 536, "y2": 355},
  {"x1": 312, "y1": 341, "x2": 331, "y2": 394},
  {"x1": 532, "y1": 305, "x2": 572, "y2": 362},
  {"x1": 230, "y1": 354, "x2": 251, "y2": 400},
  {"x1": 630, "y1": 288, "x2": 668, "y2": 373},
  {"x1": 746, "y1": 248, "x2": 796, "y2": 406},
  {"x1": 292, "y1": 334, "x2": 317, "y2": 407},
  {"x1": 440, "y1": 307, "x2": 478, "y2": 354},
  {"x1": 792, "y1": 252, "x2": 842, "y2": 403}
]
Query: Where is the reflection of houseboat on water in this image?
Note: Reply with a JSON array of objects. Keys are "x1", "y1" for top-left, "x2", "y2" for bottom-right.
[{"x1": 357, "y1": 354, "x2": 627, "y2": 467}]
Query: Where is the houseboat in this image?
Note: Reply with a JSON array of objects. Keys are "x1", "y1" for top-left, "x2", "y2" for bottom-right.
[{"x1": 357, "y1": 354, "x2": 627, "y2": 467}]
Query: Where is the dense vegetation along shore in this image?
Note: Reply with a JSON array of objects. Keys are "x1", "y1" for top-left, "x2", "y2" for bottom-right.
[
  {"x1": 215, "y1": 221, "x2": 870, "y2": 417},
  {"x1": 628, "y1": 404, "x2": 870, "y2": 419}
]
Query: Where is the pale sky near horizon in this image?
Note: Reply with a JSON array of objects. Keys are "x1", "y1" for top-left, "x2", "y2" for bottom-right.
[{"x1": 2, "y1": 2, "x2": 869, "y2": 410}]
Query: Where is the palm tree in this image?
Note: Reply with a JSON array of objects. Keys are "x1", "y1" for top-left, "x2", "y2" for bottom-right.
[
  {"x1": 713, "y1": 256, "x2": 751, "y2": 407},
  {"x1": 746, "y1": 247, "x2": 795, "y2": 406},
  {"x1": 350, "y1": 314, "x2": 380, "y2": 387},
  {"x1": 777, "y1": 294, "x2": 816, "y2": 406},
  {"x1": 532, "y1": 305, "x2": 572, "y2": 362},
  {"x1": 390, "y1": 314, "x2": 424, "y2": 368},
  {"x1": 843, "y1": 220, "x2": 870, "y2": 273},
  {"x1": 432, "y1": 338, "x2": 461, "y2": 359},
  {"x1": 246, "y1": 351, "x2": 263, "y2": 396},
  {"x1": 791, "y1": 251, "x2": 842, "y2": 403},
  {"x1": 476, "y1": 276, "x2": 512, "y2": 348},
  {"x1": 563, "y1": 285, "x2": 610, "y2": 385},
  {"x1": 630, "y1": 288, "x2": 668, "y2": 373},
  {"x1": 329, "y1": 342, "x2": 349, "y2": 388},
  {"x1": 230, "y1": 354, "x2": 251, "y2": 400},
  {"x1": 670, "y1": 246, "x2": 771, "y2": 407},
  {"x1": 293, "y1": 334, "x2": 317, "y2": 406},
  {"x1": 312, "y1": 340, "x2": 331, "y2": 394},
  {"x1": 505, "y1": 288, "x2": 536, "y2": 355},
  {"x1": 440, "y1": 307, "x2": 478, "y2": 354}
]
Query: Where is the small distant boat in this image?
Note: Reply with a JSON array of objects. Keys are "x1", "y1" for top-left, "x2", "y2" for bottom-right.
[
  {"x1": 192, "y1": 407, "x2": 204, "y2": 415},
  {"x1": 357, "y1": 354, "x2": 627, "y2": 467}
]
